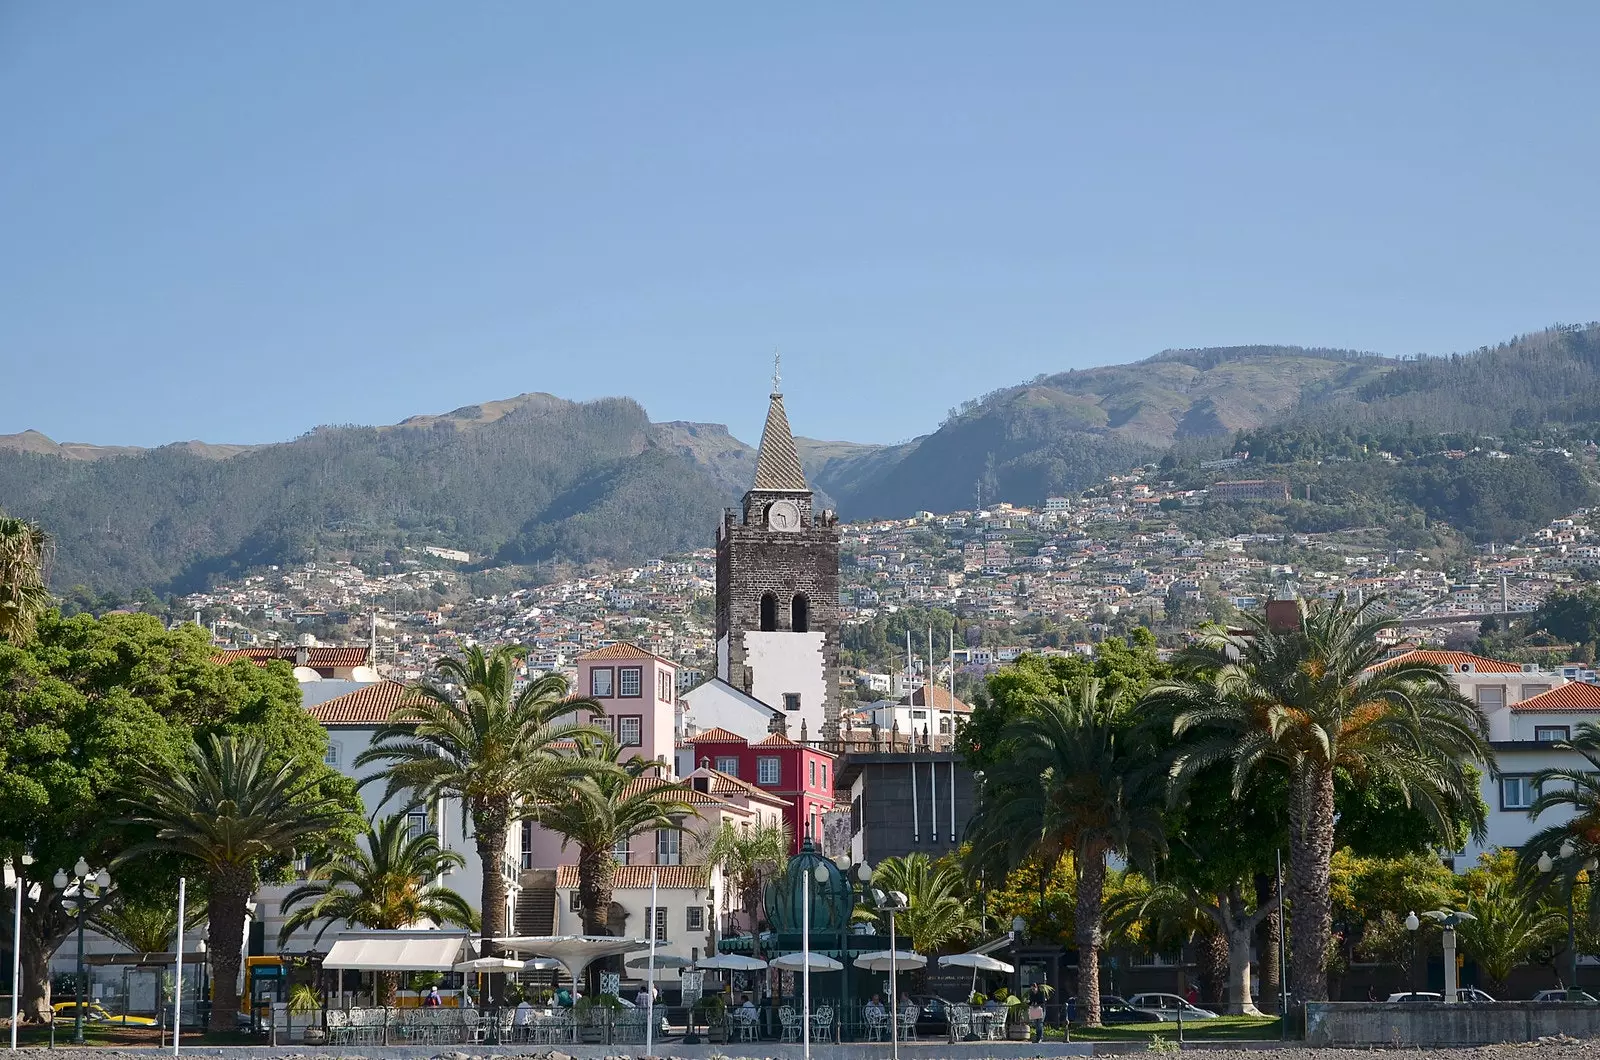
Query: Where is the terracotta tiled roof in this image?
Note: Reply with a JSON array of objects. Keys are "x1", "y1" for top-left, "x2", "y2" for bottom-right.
[
  {"x1": 555, "y1": 864, "x2": 711, "y2": 890},
  {"x1": 1371, "y1": 650, "x2": 1524, "y2": 674},
  {"x1": 685, "y1": 727, "x2": 748, "y2": 744},
  {"x1": 306, "y1": 680, "x2": 423, "y2": 724},
  {"x1": 904, "y1": 684, "x2": 972, "y2": 713},
  {"x1": 218, "y1": 646, "x2": 371, "y2": 668},
  {"x1": 577, "y1": 642, "x2": 669, "y2": 663},
  {"x1": 751, "y1": 392, "x2": 809, "y2": 492},
  {"x1": 696, "y1": 768, "x2": 791, "y2": 807},
  {"x1": 753, "y1": 732, "x2": 801, "y2": 747},
  {"x1": 1512, "y1": 682, "x2": 1600, "y2": 714}
]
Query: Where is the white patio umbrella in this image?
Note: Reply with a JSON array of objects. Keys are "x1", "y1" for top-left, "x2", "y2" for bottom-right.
[
  {"x1": 628, "y1": 954, "x2": 695, "y2": 969},
  {"x1": 695, "y1": 953, "x2": 770, "y2": 971},
  {"x1": 453, "y1": 956, "x2": 527, "y2": 973},
  {"x1": 938, "y1": 950, "x2": 1015, "y2": 996},
  {"x1": 769, "y1": 951, "x2": 844, "y2": 972},
  {"x1": 853, "y1": 950, "x2": 927, "y2": 971}
]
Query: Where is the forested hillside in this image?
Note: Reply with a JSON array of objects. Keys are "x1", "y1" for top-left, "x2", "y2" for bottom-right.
[{"x1": 6, "y1": 325, "x2": 1600, "y2": 598}]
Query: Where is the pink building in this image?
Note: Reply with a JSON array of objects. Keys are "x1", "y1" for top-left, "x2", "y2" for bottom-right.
[{"x1": 574, "y1": 642, "x2": 678, "y2": 772}]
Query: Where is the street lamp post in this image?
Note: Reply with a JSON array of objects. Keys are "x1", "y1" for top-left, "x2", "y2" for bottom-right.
[
  {"x1": 871, "y1": 888, "x2": 909, "y2": 1060},
  {"x1": 197, "y1": 939, "x2": 210, "y2": 1033},
  {"x1": 1537, "y1": 839, "x2": 1597, "y2": 999},
  {"x1": 53, "y1": 858, "x2": 111, "y2": 1045},
  {"x1": 1420, "y1": 908, "x2": 1477, "y2": 1004},
  {"x1": 1404, "y1": 911, "x2": 1421, "y2": 994},
  {"x1": 830, "y1": 855, "x2": 874, "y2": 1041}
]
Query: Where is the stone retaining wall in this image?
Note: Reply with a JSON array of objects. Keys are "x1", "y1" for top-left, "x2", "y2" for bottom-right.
[{"x1": 1306, "y1": 1000, "x2": 1600, "y2": 1046}]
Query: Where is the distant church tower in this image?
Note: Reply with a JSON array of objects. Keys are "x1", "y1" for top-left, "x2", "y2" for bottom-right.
[{"x1": 715, "y1": 368, "x2": 841, "y2": 740}]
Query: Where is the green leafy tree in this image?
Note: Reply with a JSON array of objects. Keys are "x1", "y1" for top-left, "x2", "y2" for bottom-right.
[
  {"x1": 966, "y1": 679, "x2": 1166, "y2": 1026},
  {"x1": 867, "y1": 854, "x2": 984, "y2": 954},
  {"x1": 356, "y1": 646, "x2": 601, "y2": 951},
  {"x1": 0, "y1": 511, "x2": 50, "y2": 642},
  {"x1": 0, "y1": 611, "x2": 348, "y2": 1021},
  {"x1": 533, "y1": 735, "x2": 696, "y2": 989},
  {"x1": 1149, "y1": 595, "x2": 1493, "y2": 1002},
  {"x1": 123, "y1": 734, "x2": 355, "y2": 1017},
  {"x1": 696, "y1": 818, "x2": 790, "y2": 947}
]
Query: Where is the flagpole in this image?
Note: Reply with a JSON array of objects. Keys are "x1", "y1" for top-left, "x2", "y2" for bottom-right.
[
  {"x1": 646, "y1": 870, "x2": 658, "y2": 1056},
  {"x1": 9, "y1": 860, "x2": 22, "y2": 1051},
  {"x1": 948, "y1": 627, "x2": 957, "y2": 841},
  {"x1": 907, "y1": 630, "x2": 918, "y2": 842}
]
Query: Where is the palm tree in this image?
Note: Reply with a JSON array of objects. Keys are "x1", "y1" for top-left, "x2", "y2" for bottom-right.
[
  {"x1": 91, "y1": 893, "x2": 208, "y2": 956},
  {"x1": 533, "y1": 735, "x2": 696, "y2": 989},
  {"x1": 279, "y1": 814, "x2": 475, "y2": 943},
  {"x1": 867, "y1": 854, "x2": 984, "y2": 954},
  {"x1": 1105, "y1": 879, "x2": 1276, "y2": 1014},
  {"x1": 1147, "y1": 595, "x2": 1492, "y2": 1002},
  {"x1": 697, "y1": 818, "x2": 791, "y2": 946},
  {"x1": 1524, "y1": 722, "x2": 1600, "y2": 881},
  {"x1": 122, "y1": 734, "x2": 351, "y2": 1017},
  {"x1": 965, "y1": 679, "x2": 1166, "y2": 1026},
  {"x1": 355, "y1": 646, "x2": 601, "y2": 953},
  {"x1": 0, "y1": 512, "x2": 51, "y2": 642},
  {"x1": 1455, "y1": 879, "x2": 1565, "y2": 996}
]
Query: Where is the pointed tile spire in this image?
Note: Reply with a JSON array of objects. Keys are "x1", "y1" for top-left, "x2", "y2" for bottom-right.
[{"x1": 752, "y1": 358, "x2": 809, "y2": 492}]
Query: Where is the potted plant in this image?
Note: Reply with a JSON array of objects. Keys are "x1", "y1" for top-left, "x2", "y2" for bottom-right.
[
  {"x1": 1003, "y1": 992, "x2": 1028, "y2": 1039},
  {"x1": 693, "y1": 993, "x2": 728, "y2": 1043},
  {"x1": 969, "y1": 992, "x2": 987, "y2": 1007},
  {"x1": 289, "y1": 985, "x2": 322, "y2": 1044}
]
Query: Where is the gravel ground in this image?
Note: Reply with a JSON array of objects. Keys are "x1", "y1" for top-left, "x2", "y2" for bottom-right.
[{"x1": 9, "y1": 1045, "x2": 1600, "y2": 1060}]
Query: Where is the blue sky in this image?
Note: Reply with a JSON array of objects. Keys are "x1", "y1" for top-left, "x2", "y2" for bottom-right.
[{"x1": 3, "y1": 2, "x2": 1599, "y2": 449}]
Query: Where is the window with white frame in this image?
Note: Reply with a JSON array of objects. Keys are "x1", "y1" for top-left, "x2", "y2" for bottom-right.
[
  {"x1": 809, "y1": 760, "x2": 816, "y2": 787},
  {"x1": 687, "y1": 906, "x2": 704, "y2": 932},
  {"x1": 1477, "y1": 686, "x2": 1506, "y2": 711},
  {"x1": 643, "y1": 906, "x2": 667, "y2": 942},
  {"x1": 1522, "y1": 684, "x2": 1553, "y2": 700},
  {"x1": 570, "y1": 891, "x2": 582, "y2": 912},
  {"x1": 716, "y1": 756, "x2": 739, "y2": 776},
  {"x1": 324, "y1": 742, "x2": 342, "y2": 768},
  {"x1": 659, "y1": 671, "x2": 674, "y2": 702},
  {"x1": 619, "y1": 667, "x2": 642, "y2": 698},
  {"x1": 656, "y1": 828, "x2": 681, "y2": 866},
  {"x1": 758, "y1": 757, "x2": 780, "y2": 785},
  {"x1": 406, "y1": 809, "x2": 429, "y2": 839},
  {"x1": 591, "y1": 667, "x2": 614, "y2": 698},
  {"x1": 612, "y1": 837, "x2": 631, "y2": 865},
  {"x1": 1500, "y1": 776, "x2": 1535, "y2": 810},
  {"x1": 619, "y1": 716, "x2": 643, "y2": 747},
  {"x1": 1535, "y1": 725, "x2": 1571, "y2": 743}
]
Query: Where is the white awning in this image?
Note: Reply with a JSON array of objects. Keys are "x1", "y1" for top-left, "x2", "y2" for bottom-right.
[{"x1": 323, "y1": 932, "x2": 474, "y2": 971}]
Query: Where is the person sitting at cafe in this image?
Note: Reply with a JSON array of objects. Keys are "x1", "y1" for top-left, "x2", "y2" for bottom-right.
[{"x1": 865, "y1": 994, "x2": 886, "y2": 1020}]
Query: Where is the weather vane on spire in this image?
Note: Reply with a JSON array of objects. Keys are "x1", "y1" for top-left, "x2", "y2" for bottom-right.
[{"x1": 772, "y1": 349, "x2": 782, "y2": 395}]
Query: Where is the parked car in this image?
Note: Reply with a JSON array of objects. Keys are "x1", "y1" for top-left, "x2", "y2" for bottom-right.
[
  {"x1": 1125, "y1": 993, "x2": 1220, "y2": 1020},
  {"x1": 1456, "y1": 988, "x2": 1496, "y2": 1003},
  {"x1": 50, "y1": 1001, "x2": 158, "y2": 1027},
  {"x1": 1533, "y1": 989, "x2": 1599, "y2": 1002},
  {"x1": 901, "y1": 994, "x2": 960, "y2": 1037},
  {"x1": 1090, "y1": 994, "x2": 1167, "y2": 1024},
  {"x1": 1386, "y1": 991, "x2": 1442, "y2": 1003}
]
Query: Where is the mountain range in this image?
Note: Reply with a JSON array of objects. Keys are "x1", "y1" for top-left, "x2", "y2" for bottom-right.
[{"x1": 3, "y1": 323, "x2": 1598, "y2": 597}]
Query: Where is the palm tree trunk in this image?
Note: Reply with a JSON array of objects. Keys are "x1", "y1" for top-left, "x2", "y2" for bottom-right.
[
  {"x1": 578, "y1": 846, "x2": 617, "y2": 996},
  {"x1": 473, "y1": 800, "x2": 511, "y2": 950},
  {"x1": 208, "y1": 866, "x2": 254, "y2": 1019},
  {"x1": 1075, "y1": 845, "x2": 1108, "y2": 1027},
  {"x1": 1289, "y1": 764, "x2": 1336, "y2": 1003},
  {"x1": 1254, "y1": 873, "x2": 1279, "y2": 1007}
]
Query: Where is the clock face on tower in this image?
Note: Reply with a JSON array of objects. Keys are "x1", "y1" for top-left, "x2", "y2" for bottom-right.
[{"x1": 767, "y1": 500, "x2": 801, "y2": 531}]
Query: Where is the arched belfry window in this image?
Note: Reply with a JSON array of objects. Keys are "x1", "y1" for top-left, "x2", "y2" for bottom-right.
[
  {"x1": 759, "y1": 592, "x2": 778, "y2": 632},
  {"x1": 792, "y1": 593, "x2": 809, "y2": 633}
]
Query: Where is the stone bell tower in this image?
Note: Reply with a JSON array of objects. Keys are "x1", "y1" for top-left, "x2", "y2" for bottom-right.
[{"x1": 715, "y1": 363, "x2": 841, "y2": 739}]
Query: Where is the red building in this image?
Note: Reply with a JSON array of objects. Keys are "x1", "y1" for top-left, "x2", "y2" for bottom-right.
[{"x1": 684, "y1": 727, "x2": 836, "y2": 853}]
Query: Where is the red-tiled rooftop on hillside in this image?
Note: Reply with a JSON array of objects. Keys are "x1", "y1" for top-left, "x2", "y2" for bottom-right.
[
  {"x1": 306, "y1": 680, "x2": 423, "y2": 725},
  {"x1": 1512, "y1": 682, "x2": 1600, "y2": 714},
  {"x1": 576, "y1": 642, "x2": 671, "y2": 663},
  {"x1": 1370, "y1": 650, "x2": 1525, "y2": 674},
  {"x1": 218, "y1": 646, "x2": 372, "y2": 668},
  {"x1": 684, "y1": 726, "x2": 748, "y2": 744},
  {"x1": 904, "y1": 684, "x2": 972, "y2": 713}
]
